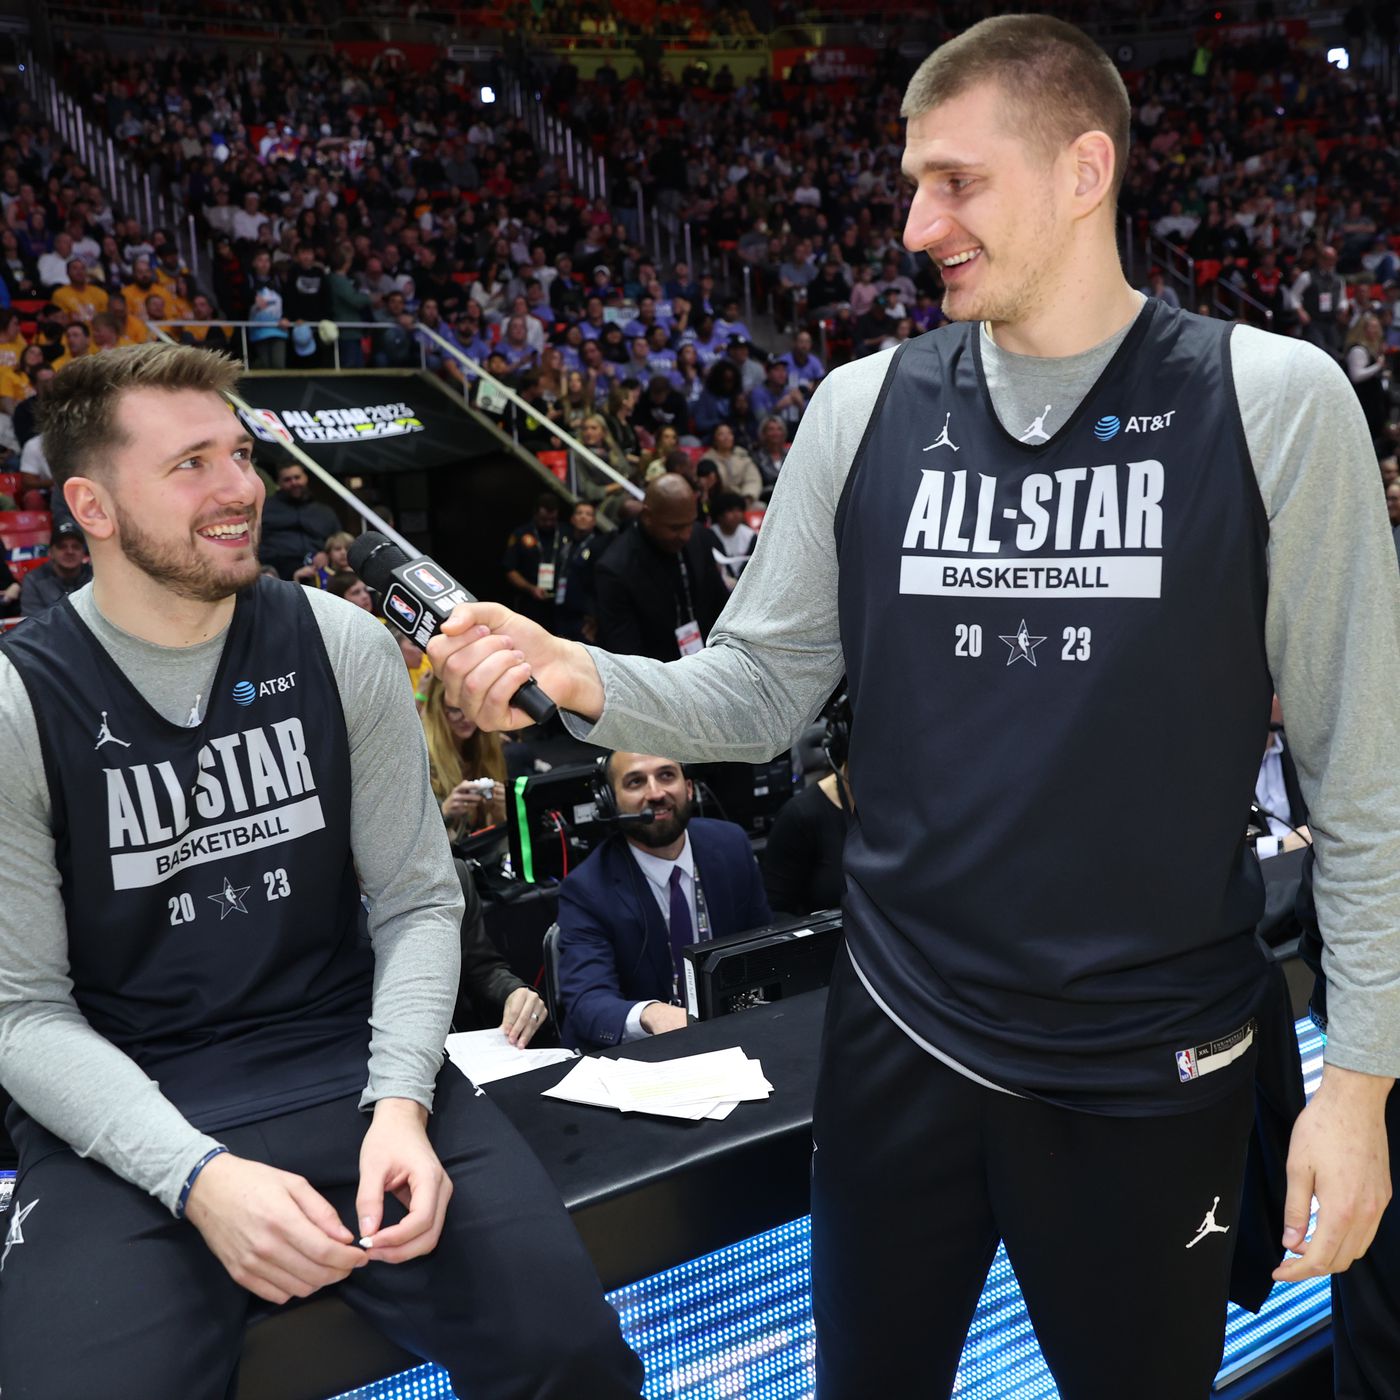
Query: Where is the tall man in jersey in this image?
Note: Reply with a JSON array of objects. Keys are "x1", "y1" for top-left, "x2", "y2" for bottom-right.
[
  {"x1": 0, "y1": 344, "x2": 642, "y2": 1399},
  {"x1": 431, "y1": 16, "x2": 1399, "y2": 1398}
]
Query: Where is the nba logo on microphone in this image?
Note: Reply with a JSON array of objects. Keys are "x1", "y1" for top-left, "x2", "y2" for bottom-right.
[{"x1": 1176, "y1": 1048, "x2": 1198, "y2": 1082}]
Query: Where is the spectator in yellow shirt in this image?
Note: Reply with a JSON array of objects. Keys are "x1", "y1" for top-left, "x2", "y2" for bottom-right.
[
  {"x1": 50, "y1": 322, "x2": 93, "y2": 371},
  {"x1": 0, "y1": 345, "x2": 44, "y2": 410},
  {"x1": 89, "y1": 313, "x2": 131, "y2": 353},
  {"x1": 52, "y1": 259, "x2": 106, "y2": 323},
  {"x1": 104, "y1": 294, "x2": 150, "y2": 345},
  {"x1": 121, "y1": 256, "x2": 160, "y2": 319},
  {"x1": 0, "y1": 309, "x2": 29, "y2": 371}
]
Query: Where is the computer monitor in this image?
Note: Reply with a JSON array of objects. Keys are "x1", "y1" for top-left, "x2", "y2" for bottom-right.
[
  {"x1": 505, "y1": 762, "x2": 610, "y2": 884},
  {"x1": 681, "y1": 910, "x2": 843, "y2": 1020}
]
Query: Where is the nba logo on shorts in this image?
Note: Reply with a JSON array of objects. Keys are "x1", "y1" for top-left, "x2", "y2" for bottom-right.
[{"x1": 1176, "y1": 1049, "x2": 1197, "y2": 1082}]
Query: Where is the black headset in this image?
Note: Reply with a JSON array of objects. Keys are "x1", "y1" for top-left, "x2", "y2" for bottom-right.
[
  {"x1": 592, "y1": 754, "x2": 620, "y2": 823},
  {"x1": 593, "y1": 753, "x2": 688, "y2": 823},
  {"x1": 821, "y1": 691, "x2": 851, "y2": 772}
]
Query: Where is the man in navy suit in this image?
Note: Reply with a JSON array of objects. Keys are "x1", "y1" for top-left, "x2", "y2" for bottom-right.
[{"x1": 557, "y1": 752, "x2": 772, "y2": 1051}]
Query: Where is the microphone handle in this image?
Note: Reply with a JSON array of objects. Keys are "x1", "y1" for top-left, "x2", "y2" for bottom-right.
[{"x1": 512, "y1": 676, "x2": 557, "y2": 725}]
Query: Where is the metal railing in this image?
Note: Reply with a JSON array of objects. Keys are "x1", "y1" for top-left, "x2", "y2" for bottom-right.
[
  {"x1": 415, "y1": 323, "x2": 642, "y2": 500},
  {"x1": 143, "y1": 319, "x2": 416, "y2": 555},
  {"x1": 150, "y1": 316, "x2": 642, "y2": 503},
  {"x1": 153, "y1": 320, "x2": 428, "y2": 374},
  {"x1": 20, "y1": 50, "x2": 201, "y2": 282},
  {"x1": 502, "y1": 73, "x2": 608, "y2": 205}
]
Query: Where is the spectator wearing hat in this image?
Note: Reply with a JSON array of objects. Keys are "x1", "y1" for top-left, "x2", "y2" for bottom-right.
[
  {"x1": 19, "y1": 521, "x2": 91, "y2": 617},
  {"x1": 749, "y1": 358, "x2": 807, "y2": 432}
]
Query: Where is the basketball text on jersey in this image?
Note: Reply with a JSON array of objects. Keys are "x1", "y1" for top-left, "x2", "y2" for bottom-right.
[
  {"x1": 102, "y1": 716, "x2": 323, "y2": 888},
  {"x1": 899, "y1": 458, "x2": 1165, "y2": 598}
]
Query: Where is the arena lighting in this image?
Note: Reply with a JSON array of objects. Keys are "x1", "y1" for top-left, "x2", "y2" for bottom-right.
[
  {"x1": 330, "y1": 1018, "x2": 1333, "y2": 1400},
  {"x1": 1327, "y1": 47, "x2": 1350, "y2": 70},
  {"x1": 480, "y1": 84, "x2": 496, "y2": 104}
]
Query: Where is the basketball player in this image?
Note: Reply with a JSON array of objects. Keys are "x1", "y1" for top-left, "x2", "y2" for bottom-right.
[
  {"x1": 0, "y1": 345, "x2": 642, "y2": 1399},
  {"x1": 430, "y1": 16, "x2": 1397, "y2": 1398}
]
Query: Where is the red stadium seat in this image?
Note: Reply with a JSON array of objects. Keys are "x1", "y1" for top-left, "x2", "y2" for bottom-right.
[
  {"x1": 0, "y1": 510, "x2": 51, "y2": 540},
  {"x1": 536, "y1": 450, "x2": 569, "y2": 482},
  {"x1": 745, "y1": 507, "x2": 766, "y2": 532},
  {"x1": 7, "y1": 554, "x2": 46, "y2": 579},
  {"x1": 1195, "y1": 259, "x2": 1223, "y2": 287},
  {"x1": 0, "y1": 472, "x2": 20, "y2": 500}
]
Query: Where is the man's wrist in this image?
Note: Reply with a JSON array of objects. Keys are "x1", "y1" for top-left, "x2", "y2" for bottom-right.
[
  {"x1": 1317, "y1": 1062, "x2": 1396, "y2": 1105},
  {"x1": 370, "y1": 1096, "x2": 430, "y2": 1128}
]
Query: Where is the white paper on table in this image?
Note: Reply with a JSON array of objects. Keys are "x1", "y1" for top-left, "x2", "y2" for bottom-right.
[
  {"x1": 540, "y1": 1055, "x2": 620, "y2": 1109},
  {"x1": 602, "y1": 1049, "x2": 771, "y2": 1112},
  {"x1": 445, "y1": 1027, "x2": 576, "y2": 1086}
]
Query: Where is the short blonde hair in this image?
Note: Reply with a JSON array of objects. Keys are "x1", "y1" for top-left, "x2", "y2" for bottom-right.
[
  {"x1": 901, "y1": 15, "x2": 1131, "y2": 202},
  {"x1": 39, "y1": 342, "x2": 242, "y2": 489}
]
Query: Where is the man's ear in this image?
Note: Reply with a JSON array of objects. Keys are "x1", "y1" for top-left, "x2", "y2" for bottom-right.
[{"x1": 65, "y1": 476, "x2": 116, "y2": 542}]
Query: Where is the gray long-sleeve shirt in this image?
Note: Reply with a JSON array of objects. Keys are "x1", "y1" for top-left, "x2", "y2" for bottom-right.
[
  {"x1": 0, "y1": 586, "x2": 463, "y2": 1212},
  {"x1": 566, "y1": 303, "x2": 1400, "y2": 1081}
]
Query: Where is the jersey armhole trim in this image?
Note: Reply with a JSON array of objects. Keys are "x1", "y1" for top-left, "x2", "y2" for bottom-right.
[
  {"x1": 1222, "y1": 323, "x2": 1271, "y2": 549},
  {"x1": 833, "y1": 341, "x2": 912, "y2": 546}
]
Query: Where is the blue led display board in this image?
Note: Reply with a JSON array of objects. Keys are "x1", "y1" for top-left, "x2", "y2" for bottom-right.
[{"x1": 331, "y1": 1020, "x2": 1333, "y2": 1400}]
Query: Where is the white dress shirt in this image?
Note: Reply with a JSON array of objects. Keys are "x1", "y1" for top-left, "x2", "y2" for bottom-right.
[
  {"x1": 623, "y1": 832, "x2": 697, "y2": 1040},
  {"x1": 1255, "y1": 732, "x2": 1292, "y2": 839}
]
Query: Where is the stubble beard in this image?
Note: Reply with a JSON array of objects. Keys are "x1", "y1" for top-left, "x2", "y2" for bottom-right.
[
  {"x1": 114, "y1": 504, "x2": 263, "y2": 603},
  {"x1": 628, "y1": 795, "x2": 693, "y2": 849}
]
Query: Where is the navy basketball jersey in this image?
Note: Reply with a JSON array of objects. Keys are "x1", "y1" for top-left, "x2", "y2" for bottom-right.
[
  {"x1": 2, "y1": 578, "x2": 374, "y2": 1131},
  {"x1": 834, "y1": 301, "x2": 1273, "y2": 1112}
]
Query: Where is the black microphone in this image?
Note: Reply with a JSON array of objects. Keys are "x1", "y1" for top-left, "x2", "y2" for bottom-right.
[{"x1": 349, "y1": 532, "x2": 557, "y2": 725}]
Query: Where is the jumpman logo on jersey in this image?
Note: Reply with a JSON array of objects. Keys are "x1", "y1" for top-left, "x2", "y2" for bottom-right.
[
  {"x1": 1018, "y1": 404, "x2": 1053, "y2": 443},
  {"x1": 998, "y1": 619, "x2": 1046, "y2": 667},
  {"x1": 208, "y1": 876, "x2": 251, "y2": 919},
  {"x1": 1186, "y1": 1196, "x2": 1230, "y2": 1249},
  {"x1": 1, "y1": 1199, "x2": 37, "y2": 1272},
  {"x1": 185, "y1": 692, "x2": 202, "y2": 728},
  {"x1": 922, "y1": 413, "x2": 960, "y2": 452},
  {"x1": 93, "y1": 711, "x2": 131, "y2": 750}
]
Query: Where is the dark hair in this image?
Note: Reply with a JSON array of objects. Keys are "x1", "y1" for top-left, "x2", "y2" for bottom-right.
[{"x1": 714, "y1": 491, "x2": 746, "y2": 515}]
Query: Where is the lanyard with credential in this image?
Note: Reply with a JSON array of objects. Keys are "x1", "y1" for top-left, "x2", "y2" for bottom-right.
[
  {"x1": 675, "y1": 554, "x2": 696, "y2": 627},
  {"x1": 672, "y1": 867, "x2": 711, "y2": 1002}
]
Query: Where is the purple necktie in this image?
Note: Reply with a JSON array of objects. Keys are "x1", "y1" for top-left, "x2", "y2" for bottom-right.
[{"x1": 668, "y1": 865, "x2": 694, "y2": 989}]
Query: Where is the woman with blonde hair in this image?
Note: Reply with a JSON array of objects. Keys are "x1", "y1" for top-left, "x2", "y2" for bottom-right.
[
  {"x1": 421, "y1": 670, "x2": 508, "y2": 840},
  {"x1": 1344, "y1": 312, "x2": 1390, "y2": 442}
]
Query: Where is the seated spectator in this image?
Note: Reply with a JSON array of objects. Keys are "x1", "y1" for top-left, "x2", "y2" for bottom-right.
[
  {"x1": 699, "y1": 423, "x2": 762, "y2": 503},
  {"x1": 451, "y1": 859, "x2": 548, "y2": 1043},
  {"x1": 324, "y1": 569, "x2": 374, "y2": 612},
  {"x1": 120, "y1": 257, "x2": 160, "y2": 321},
  {"x1": 641, "y1": 424, "x2": 682, "y2": 481},
  {"x1": 753, "y1": 415, "x2": 789, "y2": 493},
  {"x1": 555, "y1": 751, "x2": 772, "y2": 1050},
  {"x1": 51, "y1": 322, "x2": 93, "y2": 371},
  {"x1": 0, "y1": 550, "x2": 18, "y2": 618},
  {"x1": 20, "y1": 521, "x2": 91, "y2": 617},
  {"x1": 421, "y1": 671, "x2": 508, "y2": 843},
  {"x1": 293, "y1": 529, "x2": 355, "y2": 588},
  {"x1": 779, "y1": 330, "x2": 825, "y2": 389},
  {"x1": 0, "y1": 309, "x2": 27, "y2": 373},
  {"x1": 594, "y1": 473, "x2": 728, "y2": 661},
  {"x1": 12, "y1": 363, "x2": 53, "y2": 446},
  {"x1": 749, "y1": 358, "x2": 807, "y2": 432},
  {"x1": 710, "y1": 491, "x2": 756, "y2": 587},
  {"x1": 260, "y1": 461, "x2": 342, "y2": 579},
  {"x1": 633, "y1": 374, "x2": 688, "y2": 439},
  {"x1": 53, "y1": 259, "x2": 105, "y2": 323},
  {"x1": 0, "y1": 228, "x2": 40, "y2": 301},
  {"x1": 1141, "y1": 269, "x2": 1181, "y2": 309},
  {"x1": 36, "y1": 232, "x2": 75, "y2": 292},
  {"x1": 692, "y1": 359, "x2": 744, "y2": 440}
]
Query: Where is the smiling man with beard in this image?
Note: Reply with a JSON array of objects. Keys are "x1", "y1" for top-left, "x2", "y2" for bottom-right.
[
  {"x1": 0, "y1": 344, "x2": 642, "y2": 1399},
  {"x1": 555, "y1": 751, "x2": 771, "y2": 1051}
]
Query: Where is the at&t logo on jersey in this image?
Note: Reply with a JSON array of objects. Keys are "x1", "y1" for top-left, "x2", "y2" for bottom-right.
[
  {"x1": 232, "y1": 672, "x2": 297, "y2": 706},
  {"x1": 1096, "y1": 411, "x2": 1176, "y2": 442}
]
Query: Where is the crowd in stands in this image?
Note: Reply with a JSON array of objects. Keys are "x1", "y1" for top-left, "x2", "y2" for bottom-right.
[{"x1": 2, "y1": 5, "x2": 1398, "y2": 629}]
